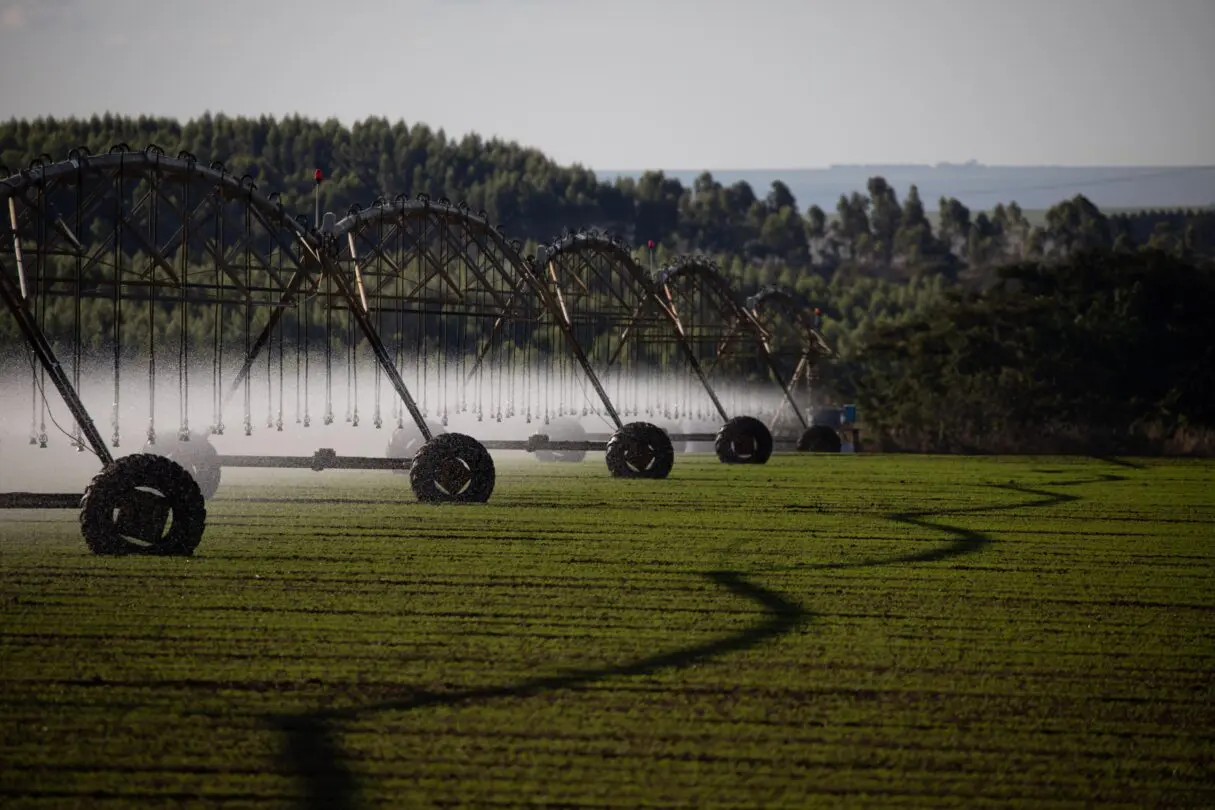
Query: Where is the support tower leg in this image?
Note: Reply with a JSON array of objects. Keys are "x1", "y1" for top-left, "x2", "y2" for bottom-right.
[{"x1": 0, "y1": 266, "x2": 112, "y2": 464}]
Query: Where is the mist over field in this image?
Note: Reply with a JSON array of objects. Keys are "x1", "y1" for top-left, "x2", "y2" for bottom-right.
[{"x1": 0, "y1": 350, "x2": 800, "y2": 492}]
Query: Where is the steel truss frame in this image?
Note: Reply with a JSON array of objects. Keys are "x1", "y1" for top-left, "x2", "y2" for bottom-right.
[
  {"x1": 0, "y1": 146, "x2": 430, "y2": 444},
  {"x1": 1, "y1": 146, "x2": 836, "y2": 554},
  {"x1": 653, "y1": 256, "x2": 808, "y2": 434},
  {"x1": 745, "y1": 286, "x2": 837, "y2": 437},
  {"x1": 537, "y1": 233, "x2": 762, "y2": 432},
  {"x1": 0, "y1": 148, "x2": 489, "y2": 549},
  {"x1": 326, "y1": 200, "x2": 622, "y2": 432}
]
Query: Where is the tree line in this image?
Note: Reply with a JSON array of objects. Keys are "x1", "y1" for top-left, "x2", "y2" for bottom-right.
[
  {"x1": 3, "y1": 114, "x2": 1212, "y2": 274},
  {"x1": 842, "y1": 249, "x2": 1214, "y2": 455}
]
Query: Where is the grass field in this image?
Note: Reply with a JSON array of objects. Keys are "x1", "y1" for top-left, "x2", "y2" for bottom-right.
[{"x1": 1, "y1": 453, "x2": 1212, "y2": 808}]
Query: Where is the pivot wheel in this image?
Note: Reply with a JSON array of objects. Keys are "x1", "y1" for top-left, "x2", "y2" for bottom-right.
[
  {"x1": 715, "y1": 415, "x2": 774, "y2": 465},
  {"x1": 606, "y1": 421, "x2": 675, "y2": 479},
  {"x1": 80, "y1": 454, "x2": 207, "y2": 556},
  {"x1": 409, "y1": 433, "x2": 495, "y2": 503},
  {"x1": 387, "y1": 422, "x2": 446, "y2": 474},
  {"x1": 143, "y1": 432, "x2": 222, "y2": 499},
  {"x1": 534, "y1": 418, "x2": 588, "y2": 463},
  {"x1": 798, "y1": 425, "x2": 842, "y2": 453}
]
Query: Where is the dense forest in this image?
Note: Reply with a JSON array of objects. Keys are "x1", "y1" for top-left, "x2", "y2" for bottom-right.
[
  {"x1": 848, "y1": 250, "x2": 1215, "y2": 454},
  {"x1": 2, "y1": 114, "x2": 1213, "y2": 454}
]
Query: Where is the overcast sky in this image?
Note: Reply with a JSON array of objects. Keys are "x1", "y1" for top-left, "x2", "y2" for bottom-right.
[{"x1": 1, "y1": 0, "x2": 1212, "y2": 170}]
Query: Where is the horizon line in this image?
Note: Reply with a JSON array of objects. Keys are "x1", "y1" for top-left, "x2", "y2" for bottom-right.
[{"x1": 594, "y1": 164, "x2": 1215, "y2": 173}]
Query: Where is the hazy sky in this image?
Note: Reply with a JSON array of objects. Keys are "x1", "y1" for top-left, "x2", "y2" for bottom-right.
[{"x1": 1, "y1": 0, "x2": 1213, "y2": 169}]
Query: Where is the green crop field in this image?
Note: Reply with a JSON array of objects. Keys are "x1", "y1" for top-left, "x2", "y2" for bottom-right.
[{"x1": 1, "y1": 454, "x2": 1212, "y2": 809}]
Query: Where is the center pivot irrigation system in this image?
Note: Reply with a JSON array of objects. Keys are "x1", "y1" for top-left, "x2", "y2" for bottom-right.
[{"x1": 0, "y1": 146, "x2": 847, "y2": 556}]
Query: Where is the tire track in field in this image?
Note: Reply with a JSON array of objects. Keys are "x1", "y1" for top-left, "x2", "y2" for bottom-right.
[{"x1": 273, "y1": 469, "x2": 1130, "y2": 809}]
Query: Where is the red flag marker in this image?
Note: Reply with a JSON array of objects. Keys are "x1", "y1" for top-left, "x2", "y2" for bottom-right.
[{"x1": 314, "y1": 168, "x2": 323, "y2": 184}]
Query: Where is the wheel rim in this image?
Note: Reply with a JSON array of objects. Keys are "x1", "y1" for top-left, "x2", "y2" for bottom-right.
[
  {"x1": 624, "y1": 441, "x2": 656, "y2": 472},
  {"x1": 434, "y1": 455, "x2": 474, "y2": 496},
  {"x1": 109, "y1": 485, "x2": 175, "y2": 549}
]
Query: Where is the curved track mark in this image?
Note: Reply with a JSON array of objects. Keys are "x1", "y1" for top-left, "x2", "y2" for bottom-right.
[
  {"x1": 752, "y1": 474, "x2": 1125, "y2": 574},
  {"x1": 273, "y1": 470, "x2": 1131, "y2": 808},
  {"x1": 271, "y1": 571, "x2": 805, "y2": 809}
]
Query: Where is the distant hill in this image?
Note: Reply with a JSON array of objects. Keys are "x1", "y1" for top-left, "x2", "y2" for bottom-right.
[{"x1": 597, "y1": 164, "x2": 1215, "y2": 213}]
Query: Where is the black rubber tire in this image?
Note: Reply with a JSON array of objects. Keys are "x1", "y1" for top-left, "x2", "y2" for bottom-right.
[
  {"x1": 798, "y1": 425, "x2": 842, "y2": 453},
  {"x1": 715, "y1": 415, "x2": 774, "y2": 465},
  {"x1": 534, "y1": 418, "x2": 588, "y2": 463},
  {"x1": 387, "y1": 422, "x2": 446, "y2": 474},
  {"x1": 409, "y1": 433, "x2": 495, "y2": 503},
  {"x1": 142, "y1": 432, "x2": 222, "y2": 500},
  {"x1": 605, "y1": 421, "x2": 675, "y2": 479},
  {"x1": 80, "y1": 454, "x2": 207, "y2": 556}
]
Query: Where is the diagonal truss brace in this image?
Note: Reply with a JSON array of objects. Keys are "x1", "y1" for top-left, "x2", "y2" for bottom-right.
[
  {"x1": 0, "y1": 261, "x2": 113, "y2": 466},
  {"x1": 316, "y1": 251, "x2": 433, "y2": 441},
  {"x1": 533, "y1": 247, "x2": 622, "y2": 429},
  {"x1": 222, "y1": 238, "x2": 435, "y2": 444},
  {"x1": 659, "y1": 272, "x2": 809, "y2": 430}
]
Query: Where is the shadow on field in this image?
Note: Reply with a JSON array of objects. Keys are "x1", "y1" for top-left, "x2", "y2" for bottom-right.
[
  {"x1": 270, "y1": 469, "x2": 1130, "y2": 809},
  {"x1": 269, "y1": 571, "x2": 808, "y2": 810},
  {"x1": 1088, "y1": 455, "x2": 1147, "y2": 470},
  {"x1": 760, "y1": 474, "x2": 1125, "y2": 574}
]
